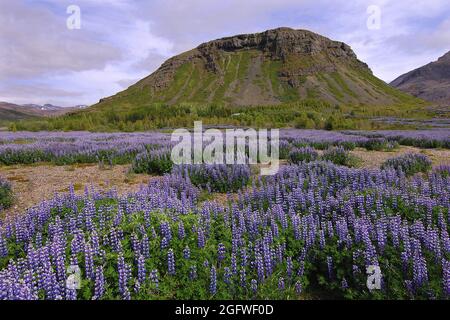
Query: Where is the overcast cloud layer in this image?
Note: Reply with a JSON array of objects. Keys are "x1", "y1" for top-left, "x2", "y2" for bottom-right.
[{"x1": 0, "y1": 0, "x2": 449, "y2": 106}]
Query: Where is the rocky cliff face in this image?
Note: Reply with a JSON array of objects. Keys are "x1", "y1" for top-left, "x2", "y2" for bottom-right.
[
  {"x1": 97, "y1": 27, "x2": 419, "y2": 107},
  {"x1": 197, "y1": 28, "x2": 364, "y2": 64},
  {"x1": 391, "y1": 51, "x2": 450, "y2": 105}
]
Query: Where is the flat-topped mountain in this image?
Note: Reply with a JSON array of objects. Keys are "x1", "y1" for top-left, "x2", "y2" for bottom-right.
[
  {"x1": 391, "y1": 51, "x2": 450, "y2": 105},
  {"x1": 94, "y1": 27, "x2": 419, "y2": 108}
]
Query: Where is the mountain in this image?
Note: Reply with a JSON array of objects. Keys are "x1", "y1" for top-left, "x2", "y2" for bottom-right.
[
  {"x1": 0, "y1": 102, "x2": 40, "y2": 121},
  {"x1": 94, "y1": 27, "x2": 419, "y2": 109},
  {"x1": 22, "y1": 103, "x2": 65, "y2": 111},
  {"x1": 0, "y1": 102, "x2": 86, "y2": 121},
  {"x1": 391, "y1": 51, "x2": 450, "y2": 105}
]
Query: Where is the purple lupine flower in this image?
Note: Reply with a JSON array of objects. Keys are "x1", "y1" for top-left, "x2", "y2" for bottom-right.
[
  {"x1": 231, "y1": 253, "x2": 237, "y2": 275},
  {"x1": 122, "y1": 287, "x2": 131, "y2": 300},
  {"x1": 65, "y1": 288, "x2": 77, "y2": 300},
  {"x1": 326, "y1": 256, "x2": 334, "y2": 280},
  {"x1": 84, "y1": 243, "x2": 94, "y2": 280},
  {"x1": 0, "y1": 232, "x2": 8, "y2": 257},
  {"x1": 401, "y1": 251, "x2": 409, "y2": 274},
  {"x1": 240, "y1": 247, "x2": 248, "y2": 267},
  {"x1": 412, "y1": 247, "x2": 428, "y2": 288},
  {"x1": 286, "y1": 256, "x2": 293, "y2": 279},
  {"x1": 178, "y1": 221, "x2": 185, "y2": 240},
  {"x1": 442, "y1": 259, "x2": 450, "y2": 297},
  {"x1": 256, "y1": 252, "x2": 264, "y2": 281},
  {"x1": 404, "y1": 280, "x2": 414, "y2": 296},
  {"x1": 297, "y1": 260, "x2": 305, "y2": 277},
  {"x1": 137, "y1": 254, "x2": 146, "y2": 284},
  {"x1": 218, "y1": 243, "x2": 226, "y2": 263},
  {"x1": 295, "y1": 281, "x2": 302, "y2": 295},
  {"x1": 150, "y1": 269, "x2": 159, "y2": 289},
  {"x1": 319, "y1": 229, "x2": 326, "y2": 249},
  {"x1": 341, "y1": 278, "x2": 348, "y2": 290},
  {"x1": 134, "y1": 280, "x2": 141, "y2": 294},
  {"x1": 110, "y1": 228, "x2": 120, "y2": 252},
  {"x1": 189, "y1": 265, "x2": 197, "y2": 281},
  {"x1": 141, "y1": 235, "x2": 150, "y2": 259},
  {"x1": 278, "y1": 277, "x2": 285, "y2": 291},
  {"x1": 160, "y1": 222, "x2": 172, "y2": 242},
  {"x1": 251, "y1": 279, "x2": 258, "y2": 294},
  {"x1": 53, "y1": 239, "x2": 66, "y2": 282},
  {"x1": 118, "y1": 254, "x2": 130, "y2": 296},
  {"x1": 210, "y1": 266, "x2": 217, "y2": 295},
  {"x1": 93, "y1": 266, "x2": 105, "y2": 300},
  {"x1": 240, "y1": 268, "x2": 246, "y2": 288},
  {"x1": 44, "y1": 268, "x2": 61, "y2": 300},
  {"x1": 197, "y1": 228, "x2": 205, "y2": 249},
  {"x1": 167, "y1": 249, "x2": 175, "y2": 275},
  {"x1": 90, "y1": 231, "x2": 100, "y2": 256},
  {"x1": 223, "y1": 267, "x2": 231, "y2": 285},
  {"x1": 262, "y1": 242, "x2": 272, "y2": 276},
  {"x1": 130, "y1": 233, "x2": 141, "y2": 256},
  {"x1": 35, "y1": 232, "x2": 43, "y2": 249},
  {"x1": 161, "y1": 237, "x2": 169, "y2": 249},
  {"x1": 183, "y1": 246, "x2": 191, "y2": 259}
]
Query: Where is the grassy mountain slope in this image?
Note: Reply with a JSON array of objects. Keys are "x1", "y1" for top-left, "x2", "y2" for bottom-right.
[{"x1": 95, "y1": 28, "x2": 420, "y2": 109}]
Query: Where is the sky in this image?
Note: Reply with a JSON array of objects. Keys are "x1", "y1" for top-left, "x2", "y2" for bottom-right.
[{"x1": 0, "y1": 0, "x2": 449, "y2": 107}]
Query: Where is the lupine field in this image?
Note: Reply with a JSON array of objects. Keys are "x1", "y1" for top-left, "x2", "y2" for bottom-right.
[{"x1": 0, "y1": 129, "x2": 449, "y2": 300}]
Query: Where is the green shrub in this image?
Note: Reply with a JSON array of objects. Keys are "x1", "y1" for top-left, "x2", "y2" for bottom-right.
[
  {"x1": 321, "y1": 146, "x2": 358, "y2": 167},
  {"x1": 132, "y1": 149, "x2": 173, "y2": 175},
  {"x1": 172, "y1": 164, "x2": 251, "y2": 193},
  {"x1": 279, "y1": 140, "x2": 292, "y2": 159},
  {"x1": 364, "y1": 138, "x2": 398, "y2": 151},
  {"x1": 288, "y1": 147, "x2": 318, "y2": 164},
  {"x1": 381, "y1": 153, "x2": 432, "y2": 176},
  {"x1": 0, "y1": 177, "x2": 13, "y2": 209}
]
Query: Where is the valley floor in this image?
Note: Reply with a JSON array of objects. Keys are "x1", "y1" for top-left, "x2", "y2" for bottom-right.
[{"x1": 1, "y1": 146, "x2": 448, "y2": 218}]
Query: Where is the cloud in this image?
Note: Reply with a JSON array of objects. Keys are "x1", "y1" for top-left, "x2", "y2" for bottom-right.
[
  {"x1": 0, "y1": 82, "x2": 84, "y2": 106},
  {"x1": 0, "y1": 0, "x2": 449, "y2": 105},
  {"x1": 317, "y1": 0, "x2": 450, "y2": 82},
  {"x1": 0, "y1": 0, "x2": 174, "y2": 106},
  {"x1": 0, "y1": 1, "x2": 122, "y2": 79}
]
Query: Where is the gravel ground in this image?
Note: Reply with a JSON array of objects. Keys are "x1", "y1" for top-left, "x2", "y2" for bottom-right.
[
  {"x1": 0, "y1": 163, "x2": 153, "y2": 217},
  {"x1": 350, "y1": 146, "x2": 450, "y2": 168}
]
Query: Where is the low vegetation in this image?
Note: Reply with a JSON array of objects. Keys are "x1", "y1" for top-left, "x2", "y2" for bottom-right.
[
  {"x1": 172, "y1": 164, "x2": 251, "y2": 193},
  {"x1": 0, "y1": 177, "x2": 13, "y2": 210},
  {"x1": 131, "y1": 149, "x2": 173, "y2": 175},
  {"x1": 322, "y1": 146, "x2": 360, "y2": 167},
  {"x1": 10, "y1": 99, "x2": 434, "y2": 132},
  {"x1": 288, "y1": 147, "x2": 319, "y2": 164},
  {"x1": 363, "y1": 138, "x2": 399, "y2": 151},
  {"x1": 381, "y1": 153, "x2": 432, "y2": 176}
]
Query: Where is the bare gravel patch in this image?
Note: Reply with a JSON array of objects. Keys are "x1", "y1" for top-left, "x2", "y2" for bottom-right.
[
  {"x1": 351, "y1": 146, "x2": 450, "y2": 169},
  {"x1": 0, "y1": 163, "x2": 154, "y2": 216}
]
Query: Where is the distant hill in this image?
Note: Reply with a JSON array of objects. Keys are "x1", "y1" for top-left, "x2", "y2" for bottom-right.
[
  {"x1": 0, "y1": 102, "x2": 86, "y2": 122},
  {"x1": 0, "y1": 102, "x2": 41, "y2": 121},
  {"x1": 391, "y1": 51, "x2": 450, "y2": 105},
  {"x1": 93, "y1": 27, "x2": 420, "y2": 109}
]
